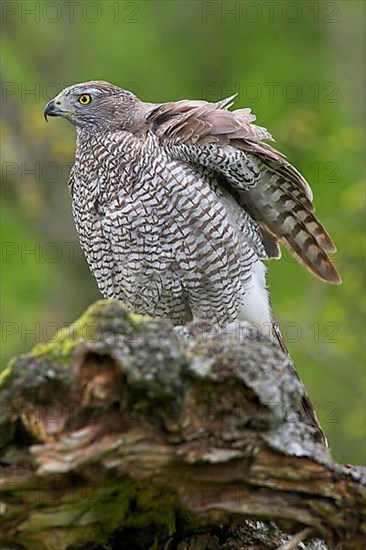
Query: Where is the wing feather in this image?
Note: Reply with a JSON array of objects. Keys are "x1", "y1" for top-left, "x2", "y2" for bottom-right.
[{"x1": 145, "y1": 97, "x2": 341, "y2": 284}]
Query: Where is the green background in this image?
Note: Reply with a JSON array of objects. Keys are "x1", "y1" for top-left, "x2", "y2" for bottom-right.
[{"x1": 1, "y1": 0, "x2": 365, "y2": 464}]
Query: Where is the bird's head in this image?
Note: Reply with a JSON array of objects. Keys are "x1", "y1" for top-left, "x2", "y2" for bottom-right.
[{"x1": 44, "y1": 81, "x2": 140, "y2": 131}]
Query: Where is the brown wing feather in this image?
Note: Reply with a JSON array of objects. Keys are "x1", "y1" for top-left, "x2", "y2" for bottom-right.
[{"x1": 146, "y1": 97, "x2": 341, "y2": 284}]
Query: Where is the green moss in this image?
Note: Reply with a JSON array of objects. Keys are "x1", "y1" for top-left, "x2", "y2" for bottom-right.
[
  {"x1": 19, "y1": 300, "x2": 147, "y2": 366},
  {"x1": 13, "y1": 479, "x2": 200, "y2": 550},
  {"x1": 30, "y1": 326, "x2": 79, "y2": 361},
  {"x1": 0, "y1": 358, "x2": 15, "y2": 387}
]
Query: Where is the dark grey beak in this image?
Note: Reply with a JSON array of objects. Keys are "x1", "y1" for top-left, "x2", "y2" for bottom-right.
[{"x1": 44, "y1": 101, "x2": 62, "y2": 121}]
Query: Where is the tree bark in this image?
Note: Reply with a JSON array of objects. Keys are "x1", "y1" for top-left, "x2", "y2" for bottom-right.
[{"x1": 1, "y1": 301, "x2": 365, "y2": 550}]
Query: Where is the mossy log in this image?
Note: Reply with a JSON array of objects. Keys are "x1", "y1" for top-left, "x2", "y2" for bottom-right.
[{"x1": 0, "y1": 301, "x2": 365, "y2": 549}]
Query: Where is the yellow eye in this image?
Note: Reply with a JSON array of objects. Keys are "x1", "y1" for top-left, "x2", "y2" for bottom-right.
[{"x1": 78, "y1": 94, "x2": 91, "y2": 105}]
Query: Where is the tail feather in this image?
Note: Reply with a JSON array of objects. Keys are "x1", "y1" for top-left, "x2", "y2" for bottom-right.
[
  {"x1": 267, "y1": 178, "x2": 336, "y2": 253},
  {"x1": 240, "y1": 175, "x2": 341, "y2": 284},
  {"x1": 282, "y1": 198, "x2": 336, "y2": 254},
  {"x1": 282, "y1": 234, "x2": 341, "y2": 284}
]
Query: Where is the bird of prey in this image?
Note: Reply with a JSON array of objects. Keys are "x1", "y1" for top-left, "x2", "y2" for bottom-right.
[{"x1": 44, "y1": 81, "x2": 341, "y2": 346}]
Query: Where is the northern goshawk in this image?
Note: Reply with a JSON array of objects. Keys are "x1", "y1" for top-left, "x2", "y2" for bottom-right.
[{"x1": 44, "y1": 81, "x2": 341, "y2": 347}]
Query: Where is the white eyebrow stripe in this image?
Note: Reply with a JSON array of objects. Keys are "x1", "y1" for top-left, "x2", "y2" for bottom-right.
[{"x1": 65, "y1": 87, "x2": 115, "y2": 98}]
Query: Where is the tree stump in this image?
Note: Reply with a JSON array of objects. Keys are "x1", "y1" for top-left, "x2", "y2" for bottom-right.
[{"x1": 1, "y1": 301, "x2": 365, "y2": 549}]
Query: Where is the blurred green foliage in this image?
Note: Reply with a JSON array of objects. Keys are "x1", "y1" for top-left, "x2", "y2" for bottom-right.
[{"x1": 1, "y1": 0, "x2": 365, "y2": 464}]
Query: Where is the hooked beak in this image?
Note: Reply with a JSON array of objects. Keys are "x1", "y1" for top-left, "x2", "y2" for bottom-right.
[{"x1": 44, "y1": 100, "x2": 65, "y2": 121}]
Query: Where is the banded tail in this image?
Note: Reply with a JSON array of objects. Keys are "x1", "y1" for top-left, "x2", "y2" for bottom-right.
[{"x1": 239, "y1": 173, "x2": 341, "y2": 284}]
